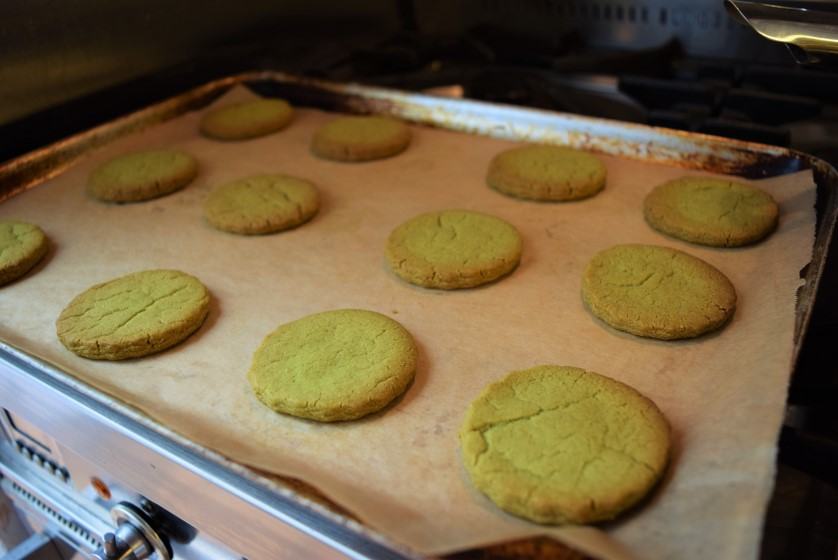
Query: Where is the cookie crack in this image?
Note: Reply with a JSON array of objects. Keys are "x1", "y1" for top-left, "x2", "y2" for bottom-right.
[
  {"x1": 63, "y1": 287, "x2": 143, "y2": 319},
  {"x1": 271, "y1": 186, "x2": 304, "y2": 221},
  {"x1": 62, "y1": 306, "x2": 132, "y2": 335},
  {"x1": 102, "y1": 284, "x2": 191, "y2": 336},
  {"x1": 612, "y1": 271, "x2": 655, "y2": 288},
  {"x1": 601, "y1": 443, "x2": 657, "y2": 474},
  {"x1": 717, "y1": 192, "x2": 744, "y2": 221},
  {"x1": 373, "y1": 375, "x2": 396, "y2": 389},
  {"x1": 0, "y1": 228, "x2": 33, "y2": 259},
  {"x1": 476, "y1": 390, "x2": 601, "y2": 435}
]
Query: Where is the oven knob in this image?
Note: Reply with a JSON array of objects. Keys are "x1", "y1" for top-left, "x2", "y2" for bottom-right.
[{"x1": 89, "y1": 502, "x2": 172, "y2": 560}]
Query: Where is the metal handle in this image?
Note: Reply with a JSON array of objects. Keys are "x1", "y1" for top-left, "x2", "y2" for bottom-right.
[
  {"x1": 89, "y1": 503, "x2": 171, "y2": 560},
  {"x1": 726, "y1": 0, "x2": 838, "y2": 62}
]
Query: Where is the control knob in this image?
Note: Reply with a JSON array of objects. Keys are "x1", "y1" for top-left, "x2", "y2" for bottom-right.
[{"x1": 89, "y1": 502, "x2": 171, "y2": 560}]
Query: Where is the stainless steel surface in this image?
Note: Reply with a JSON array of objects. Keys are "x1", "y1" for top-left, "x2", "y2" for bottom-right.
[
  {"x1": 0, "y1": 342, "x2": 415, "y2": 560},
  {"x1": 727, "y1": 0, "x2": 838, "y2": 62},
  {"x1": 1, "y1": 72, "x2": 837, "y2": 560},
  {"x1": 3, "y1": 532, "x2": 60, "y2": 560},
  {"x1": 0, "y1": 440, "x2": 241, "y2": 560},
  {"x1": 1, "y1": 445, "x2": 109, "y2": 554},
  {"x1": 1, "y1": 411, "x2": 71, "y2": 486},
  {"x1": 0, "y1": 487, "x2": 30, "y2": 555}
]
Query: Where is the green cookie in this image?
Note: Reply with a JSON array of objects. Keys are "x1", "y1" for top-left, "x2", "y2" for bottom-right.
[
  {"x1": 0, "y1": 220, "x2": 49, "y2": 286},
  {"x1": 460, "y1": 365, "x2": 670, "y2": 525},
  {"x1": 204, "y1": 174, "x2": 319, "y2": 235},
  {"x1": 311, "y1": 116, "x2": 411, "y2": 162},
  {"x1": 56, "y1": 269, "x2": 210, "y2": 360},
  {"x1": 386, "y1": 209, "x2": 522, "y2": 289},
  {"x1": 582, "y1": 244, "x2": 736, "y2": 340},
  {"x1": 248, "y1": 309, "x2": 417, "y2": 422},
  {"x1": 200, "y1": 99, "x2": 294, "y2": 141},
  {"x1": 88, "y1": 150, "x2": 198, "y2": 203},
  {"x1": 487, "y1": 145, "x2": 606, "y2": 201},
  {"x1": 644, "y1": 176, "x2": 779, "y2": 247}
]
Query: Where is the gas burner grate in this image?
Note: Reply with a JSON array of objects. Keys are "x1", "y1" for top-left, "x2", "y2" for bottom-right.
[{"x1": 308, "y1": 28, "x2": 833, "y2": 150}]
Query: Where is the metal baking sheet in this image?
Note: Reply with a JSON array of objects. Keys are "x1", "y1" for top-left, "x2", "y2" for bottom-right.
[{"x1": 0, "y1": 72, "x2": 835, "y2": 560}]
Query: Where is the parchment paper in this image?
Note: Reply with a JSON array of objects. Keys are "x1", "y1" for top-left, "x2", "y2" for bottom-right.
[{"x1": 0, "y1": 87, "x2": 816, "y2": 560}]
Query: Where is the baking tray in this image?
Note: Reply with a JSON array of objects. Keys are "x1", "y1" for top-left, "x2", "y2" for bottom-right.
[
  {"x1": 3, "y1": 72, "x2": 835, "y2": 356},
  {"x1": 0, "y1": 71, "x2": 835, "y2": 559}
]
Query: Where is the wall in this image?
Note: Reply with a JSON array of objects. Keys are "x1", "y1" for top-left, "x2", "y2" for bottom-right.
[{"x1": 0, "y1": 1, "x2": 399, "y2": 124}]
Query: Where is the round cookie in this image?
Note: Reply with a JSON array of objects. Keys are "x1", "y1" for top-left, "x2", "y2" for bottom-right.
[
  {"x1": 0, "y1": 220, "x2": 49, "y2": 286},
  {"x1": 88, "y1": 150, "x2": 198, "y2": 203},
  {"x1": 56, "y1": 269, "x2": 210, "y2": 360},
  {"x1": 386, "y1": 209, "x2": 522, "y2": 289},
  {"x1": 247, "y1": 309, "x2": 417, "y2": 422},
  {"x1": 644, "y1": 176, "x2": 779, "y2": 247},
  {"x1": 582, "y1": 244, "x2": 736, "y2": 340},
  {"x1": 487, "y1": 145, "x2": 606, "y2": 201},
  {"x1": 200, "y1": 98, "x2": 294, "y2": 141},
  {"x1": 460, "y1": 365, "x2": 670, "y2": 525},
  {"x1": 311, "y1": 116, "x2": 411, "y2": 162},
  {"x1": 204, "y1": 174, "x2": 319, "y2": 235}
]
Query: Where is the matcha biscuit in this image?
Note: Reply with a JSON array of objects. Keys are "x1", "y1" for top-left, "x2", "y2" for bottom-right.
[
  {"x1": 200, "y1": 98, "x2": 294, "y2": 141},
  {"x1": 204, "y1": 174, "x2": 319, "y2": 235},
  {"x1": 56, "y1": 269, "x2": 210, "y2": 360},
  {"x1": 582, "y1": 244, "x2": 736, "y2": 340},
  {"x1": 88, "y1": 150, "x2": 198, "y2": 203},
  {"x1": 644, "y1": 176, "x2": 779, "y2": 247},
  {"x1": 386, "y1": 209, "x2": 522, "y2": 289},
  {"x1": 311, "y1": 116, "x2": 411, "y2": 162},
  {"x1": 460, "y1": 365, "x2": 670, "y2": 524},
  {"x1": 0, "y1": 220, "x2": 49, "y2": 286},
  {"x1": 247, "y1": 309, "x2": 417, "y2": 422},
  {"x1": 487, "y1": 145, "x2": 606, "y2": 201}
]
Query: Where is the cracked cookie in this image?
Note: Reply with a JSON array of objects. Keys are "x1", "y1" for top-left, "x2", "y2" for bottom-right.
[
  {"x1": 88, "y1": 150, "x2": 198, "y2": 203},
  {"x1": 644, "y1": 176, "x2": 779, "y2": 247},
  {"x1": 311, "y1": 116, "x2": 411, "y2": 162},
  {"x1": 487, "y1": 145, "x2": 606, "y2": 201},
  {"x1": 386, "y1": 209, "x2": 522, "y2": 289},
  {"x1": 200, "y1": 98, "x2": 294, "y2": 141},
  {"x1": 204, "y1": 174, "x2": 319, "y2": 235},
  {"x1": 56, "y1": 269, "x2": 210, "y2": 360},
  {"x1": 0, "y1": 220, "x2": 49, "y2": 286},
  {"x1": 247, "y1": 309, "x2": 417, "y2": 422},
  {"x1": 460, "y1": 365, "x2": 670, "y2": 524},
  {"x1": 582, "y1": 244, "x2": 736, "y2": 340}
]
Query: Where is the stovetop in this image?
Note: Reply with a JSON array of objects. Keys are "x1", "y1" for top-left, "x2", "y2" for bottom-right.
[
  {"x1": 1, "y1": 28, "x2": 835, "y2": 559},
  {"x1": 307, "y1": 29, "x2": 838, "y2": 153}
]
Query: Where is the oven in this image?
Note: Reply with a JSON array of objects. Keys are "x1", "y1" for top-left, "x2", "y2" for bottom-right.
[{"x1": 1, "y1": 2, "x2": 836, "y2": 559}]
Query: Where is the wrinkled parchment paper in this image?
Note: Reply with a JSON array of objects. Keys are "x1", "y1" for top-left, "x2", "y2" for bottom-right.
[{"x1": 0, "y1": 87, "x2": 816, "y2": 559}]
